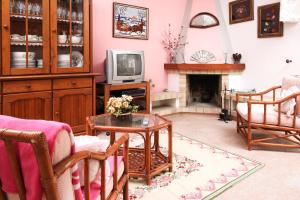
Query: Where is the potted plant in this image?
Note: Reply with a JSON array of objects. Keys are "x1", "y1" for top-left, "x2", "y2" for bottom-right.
[{"x1": 106, "y1": 95, "x2": 139, "y2": 121}]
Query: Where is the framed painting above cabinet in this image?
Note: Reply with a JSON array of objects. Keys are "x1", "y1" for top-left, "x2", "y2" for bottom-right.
[{"x1": 113, "y1": 2, "x2": 149, "y2": 40}]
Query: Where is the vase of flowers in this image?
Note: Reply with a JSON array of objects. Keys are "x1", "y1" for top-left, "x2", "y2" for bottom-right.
[
  {"x1": 162, "y1": 24, "x2": 188, "y2": 63},
  {"x1": 106, "y1": 95, "x2": 139, "y2": 122}
]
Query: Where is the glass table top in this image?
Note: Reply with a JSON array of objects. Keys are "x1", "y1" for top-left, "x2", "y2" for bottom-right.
[{"x1": 88, "y1": 113, "x2": 169, "y2": 129}]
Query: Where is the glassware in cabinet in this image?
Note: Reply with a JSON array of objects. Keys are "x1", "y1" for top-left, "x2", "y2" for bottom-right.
[
  {"x1": 2, "y1": 0, "x2": 49, "y2": 75},
  {"x1": 52, "y1": 0, "x2": 89, "y2": 73}
]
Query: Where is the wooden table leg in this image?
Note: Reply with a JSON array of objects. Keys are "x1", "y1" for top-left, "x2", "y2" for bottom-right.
[
  {"x1": 168, "y1": 125, "x2": 173, "y2": 172},
  {"x1": 145, "y1": 129, "x2": 151, "y2": 185},
  {"x1": 154, "y1": 130, "x2": 159, "y2": 152}
]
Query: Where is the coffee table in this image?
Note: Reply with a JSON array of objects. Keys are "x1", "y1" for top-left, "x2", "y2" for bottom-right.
[{"x1": 86, "y1": 113, "x2": 172, "y2": 185}]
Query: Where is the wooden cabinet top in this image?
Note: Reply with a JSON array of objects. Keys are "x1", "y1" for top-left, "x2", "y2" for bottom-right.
[{"x1": 0, "y1": 73, "x2": 100, "y2": 81}]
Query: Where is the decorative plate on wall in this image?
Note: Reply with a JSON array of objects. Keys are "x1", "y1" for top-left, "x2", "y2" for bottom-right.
[
  {"x1": 190, "y1": 50, "x2": 216, "y2": 63},
  {"x1": 190, "y1": 12, "x2": 219, "y2": 28}
]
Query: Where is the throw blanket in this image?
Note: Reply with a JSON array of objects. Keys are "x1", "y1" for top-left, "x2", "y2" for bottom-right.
[{"x1": 0, "y1": 115, "x2": 83, "y2": 200}]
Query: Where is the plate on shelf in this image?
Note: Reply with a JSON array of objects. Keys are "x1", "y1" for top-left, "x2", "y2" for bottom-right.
[{"x1": 72, "y1": 51, "x2": 83, "y2": 67}]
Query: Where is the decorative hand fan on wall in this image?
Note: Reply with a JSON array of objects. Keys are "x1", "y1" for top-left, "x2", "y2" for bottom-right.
[{"x1": 190, "y1": 50, "x2": 216, "y2": 63}]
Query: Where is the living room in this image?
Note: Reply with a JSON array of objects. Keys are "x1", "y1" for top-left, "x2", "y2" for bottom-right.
[{"x1": 0, "y1": 0, "x2": 300, "y2": 200}]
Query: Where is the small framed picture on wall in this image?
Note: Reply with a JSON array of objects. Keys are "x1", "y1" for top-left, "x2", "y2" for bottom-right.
[
  {"x1": 257, "y1": 3, "x2": 283, "y2": 38},
  {"x1": 113, "y1": 2, "x2": 149, "y2": 40},
  {"x1": 229, "y1": 0, "x2": 254, "y2": 24}
]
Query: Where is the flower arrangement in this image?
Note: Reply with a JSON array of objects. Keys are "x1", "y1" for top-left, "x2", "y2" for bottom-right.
[
  {"x1": 106, "y1": 95, "x2": 139, "y2": 116},
  {"x1": 161, "y1": 24, "x2": 188, "y2": 63}
]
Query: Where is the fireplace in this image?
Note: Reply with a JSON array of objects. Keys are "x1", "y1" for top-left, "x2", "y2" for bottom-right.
[
  {"x1": 187, "y1": 75, "x2": 221, "y2": 106},
  {"x1": 163, "y1": 63, "x2": 245, "y2": 114}
]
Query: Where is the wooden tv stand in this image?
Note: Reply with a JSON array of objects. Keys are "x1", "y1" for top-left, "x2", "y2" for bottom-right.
[{"x1": 98, "y1": 82, "x2": 150, "y2": 113}]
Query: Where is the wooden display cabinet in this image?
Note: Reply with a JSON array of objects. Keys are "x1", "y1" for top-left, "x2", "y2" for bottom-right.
[
  {"x1": 98, "y1": 82, "x2": 151, "y2": 114},
  {"x1": 53, "y1": 88, "x2": 93, "y2": 133},
  {"x1": 0, "y1": 0, "x2": 97, "y2": 134}
]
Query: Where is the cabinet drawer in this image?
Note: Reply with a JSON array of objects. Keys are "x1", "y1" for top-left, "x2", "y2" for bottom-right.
[
  {"x1": 3, "y1": 80, "x2": 51, "y2": 94},
  {"x1": 53, "y1": 78, "x2": 92, "y2": 90}
]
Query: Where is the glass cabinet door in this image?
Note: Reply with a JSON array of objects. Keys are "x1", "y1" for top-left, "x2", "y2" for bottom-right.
[
  {"x1": 2, "y1": 0, "x2": 50, "y2": 75},
  {"x1": 51, "y1": 0, "x2": 90, "y2": 73}
]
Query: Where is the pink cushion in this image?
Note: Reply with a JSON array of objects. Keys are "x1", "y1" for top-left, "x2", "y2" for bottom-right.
[{"x1": 281, "y1": 75, "x2": 300, "y2": 114}]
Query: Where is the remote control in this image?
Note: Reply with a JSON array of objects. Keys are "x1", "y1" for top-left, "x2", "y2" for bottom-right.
[{"x1": 142, "y1": 118, "x2": 149, "y2": 125}]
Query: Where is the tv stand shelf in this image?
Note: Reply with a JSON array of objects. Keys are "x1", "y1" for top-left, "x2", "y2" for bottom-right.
[{"x1": 98, "y1": 82, "x2": 150, "y2": 114}]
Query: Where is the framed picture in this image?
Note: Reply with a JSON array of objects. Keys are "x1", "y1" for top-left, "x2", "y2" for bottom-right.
[
  {"x1": 258, "y1": 3, "x2": 283, "y2": 38},
  {"x1": 113, "y1": 2, "x2": 149, "y2": 40},
  {"x1": 229, "y1": 0, "x2": 254, "y2": 24}
]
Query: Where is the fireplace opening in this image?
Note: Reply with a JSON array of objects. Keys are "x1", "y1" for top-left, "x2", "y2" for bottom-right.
[{"x1": 187, "y1": 75, "x2": 221, "y2": 107}]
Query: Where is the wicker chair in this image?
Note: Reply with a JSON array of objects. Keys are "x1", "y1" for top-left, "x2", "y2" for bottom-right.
[
  {"x1": 0, "y1": 128, "x2": 129, "y2": 200},
  {"x1": 236, "y1": 76, "x2": 300, "y2": 150}
]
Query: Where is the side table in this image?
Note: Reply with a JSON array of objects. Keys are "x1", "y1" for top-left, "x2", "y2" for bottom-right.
[{"x1": 86, "y1": 113, "x2": 172, "y2": 185}]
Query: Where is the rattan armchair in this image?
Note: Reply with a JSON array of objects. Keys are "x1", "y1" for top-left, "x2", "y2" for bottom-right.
[
  {"x1": 236, "y1": 84, "x2": 300, "y2": 150},
  {"x1": 0, "y1": 129, "x2": 129, "y2": 200}
]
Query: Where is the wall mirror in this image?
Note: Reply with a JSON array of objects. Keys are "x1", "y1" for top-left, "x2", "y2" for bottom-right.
[{"x1": 190, "y1": 12, "x2": 219, "y2": 28}]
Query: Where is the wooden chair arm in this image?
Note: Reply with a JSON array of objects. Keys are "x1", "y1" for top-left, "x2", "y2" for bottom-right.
[
  {"x1": 236, "y1": 85, "x2": 281, "y2": 102},
  {"x1": 246, "y1": 92, "x2": 300, "y2": 127},
  {"x1": 247, "y1": 92, "x2": 300, "y2": 105},
  {"x1": 53, "y1": 133, "x2": 129, "y2": 177}
]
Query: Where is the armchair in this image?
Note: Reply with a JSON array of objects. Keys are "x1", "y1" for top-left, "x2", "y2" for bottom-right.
[
  {"x1": 236, "y1": 76, "x2": 300, "y2": 150},
  {"x1": 0, "y1": 123, "x2": 129, "y2": 200}
]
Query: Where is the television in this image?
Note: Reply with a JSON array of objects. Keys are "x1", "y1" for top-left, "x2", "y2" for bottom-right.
[{"x1": 106, "y1": 49, "x2": 145, "y2": 84}]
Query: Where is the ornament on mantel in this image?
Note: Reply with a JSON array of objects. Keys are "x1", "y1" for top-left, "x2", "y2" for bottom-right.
[{"x1": 190, "y1": 50, "x2": 216, "y2": 63}]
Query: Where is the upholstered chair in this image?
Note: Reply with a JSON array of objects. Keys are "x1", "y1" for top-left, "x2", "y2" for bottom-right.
[
  {"x1": 236, "y1": 75, "x2": 300, "y2": 150},
  {"x1": 0, "y1": 116, "x2": 129, "y2": 200}
]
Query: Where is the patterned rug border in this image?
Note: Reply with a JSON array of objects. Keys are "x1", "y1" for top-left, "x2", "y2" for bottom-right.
[{"x1": 173, "y1": 131, "x2": 265, "y2": 200}]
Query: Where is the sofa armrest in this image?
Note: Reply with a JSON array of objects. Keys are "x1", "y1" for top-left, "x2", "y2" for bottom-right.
[{"x1": 236, "y1": 85, "x2": 281, "y2": 103}]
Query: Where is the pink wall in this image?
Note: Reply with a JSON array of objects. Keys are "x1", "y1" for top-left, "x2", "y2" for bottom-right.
[{"x1": 92, "y1": 0, "x2": 187, "y2": 92}]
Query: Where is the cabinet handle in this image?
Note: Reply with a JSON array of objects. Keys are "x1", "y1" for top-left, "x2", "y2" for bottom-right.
[
  {"x1": 26, "y1": 85, "x2": 32, "y2": 89},
  {"x1": 3, "y1": 24, "x2": 8, "y2": 29},
  {"x1": 52, "y1": 29, "x2": 57, "y2": 33},
  {"x1": 71, "y1": 81, "x2": 77, "y2": 86},
  {"x1": 55, "y1": 112, "x2": 59, "y2": 115}
]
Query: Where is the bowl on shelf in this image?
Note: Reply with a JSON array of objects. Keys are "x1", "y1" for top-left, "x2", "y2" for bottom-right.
[
  {"x1": 58, "y1": 35, "x2": 68, "y2": 44},
  {"x1": 58, "y1": 54, "x2": 70, "y2": 61},
  {"x1": 70, "y1": 36, "x2": 82, "y2": 44},
  {"x1": 11, "y1": 52, "x2": 36, "y2": 60}
]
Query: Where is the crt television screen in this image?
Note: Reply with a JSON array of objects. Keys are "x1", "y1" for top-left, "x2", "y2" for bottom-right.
[{"x1": 116, "y1": 54, "x2": 142, "y2": 76}]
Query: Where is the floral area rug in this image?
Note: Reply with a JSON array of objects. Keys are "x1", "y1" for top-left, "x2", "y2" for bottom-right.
[{"x1": 121, "y1": 131, "x2": 264, "y2": 200}]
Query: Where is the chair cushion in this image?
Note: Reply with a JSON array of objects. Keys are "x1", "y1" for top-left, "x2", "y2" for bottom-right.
[
  {"x1": 281, "y1": 75, "x2": 300, "y2": 114},
  {"x1": 237, "y1": 103, "x2": 300, "y2": 128},
  {"x1": 74, "y1": 136, "x2": 110, "y2": 186},
  {"x1": 274, "y1": 86, "x2": 299, "y2": 115}
]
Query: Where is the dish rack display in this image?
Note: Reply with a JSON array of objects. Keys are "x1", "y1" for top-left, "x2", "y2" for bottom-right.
[
  {"x1": 2, "y1": 0, "x2": 89, "y2": 75},
  {"x1": 0, "y1": 0, "x2": 96, "y2": 134}
]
